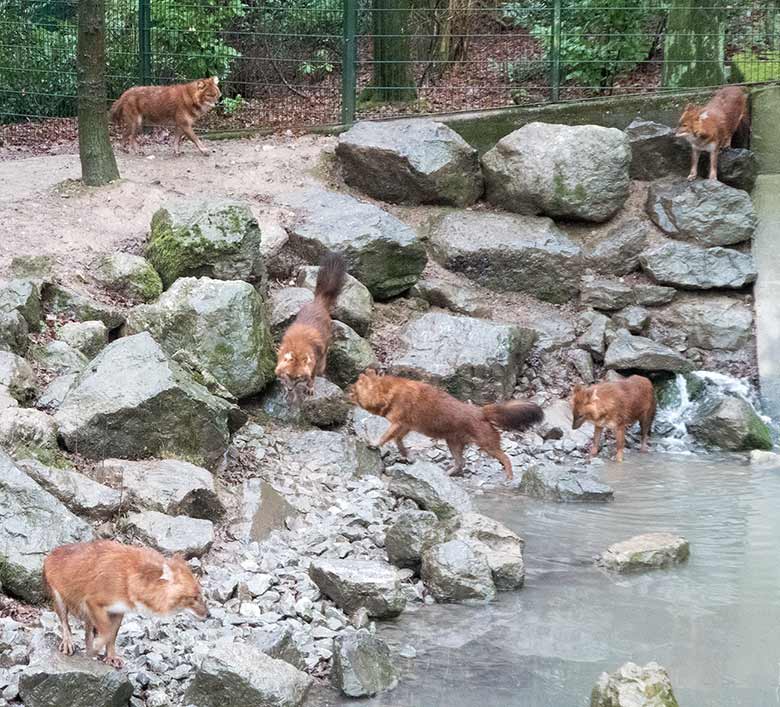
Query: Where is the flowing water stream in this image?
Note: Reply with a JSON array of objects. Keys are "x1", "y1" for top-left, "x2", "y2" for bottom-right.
[{"x1": 310, "y1": 375, "x2": 780, "y2": 707}]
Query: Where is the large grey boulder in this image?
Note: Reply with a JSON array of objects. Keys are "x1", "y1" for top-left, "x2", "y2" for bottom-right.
[
  {"x1": 230, "y1": 479, "x2": 298, "y2": 544},
  {"x1": 0, "y1": 450, "x2": 93, "y2": 603},
  {"x1": 389, "y1": 312, "x2": 534, "y2": 403},
  {"x1": 410, "y1": 275, "x2": 491, "y2": 319},
  {"x1": 30, "y1": 340, "x2": 89, "y2": 375},
  {"x1": 518, "y1": 465, "x2": 614, "y2": 502},
  {"x1": 625, "y1": 119, "x2": 689, "y2": 181},
  {"x1": 19, "y1": 651, "x2": 133, "y2": 707},
  {"x1": 687, "y1": 395, "x2": 773, "y2": 451},
  {"x1": 146, "y1": 199, "x2": 265, "y2": 288},
  {"x1": 597, "y1": 533, "x2": 689, "y2": 573},
  {"x1": 604, "y1": 333, "x2": 691, "y2": 372},
  {"x1": 125, "y1": 510, "x2": 214, "y2": 558},
  {"x1": 640, "y1": 241, "x2": 756, "y2": 289},
  {"x1": 420, "y1": 539, "x2": 496, "y2": 603},
  {"x1": 37, "y1": 373, "x2": 78, "y2": 411},
  {"x1": 445, "y1": 512, "x2": 525, "y2": 590},
  {"x1": 385, "y1": 510, "x2": 445, "y2": 570},
  {"x1": 0, "y1": 278, "x2": 41, "y2": 330},
  {"x1": 309, "y1": 559, "x2": 406, "y2": 618},
  {"x1": 296, "y1": 265, "x2": 373, "y2": 336},
  {"x1": 482, "y1": 122, "x2": 631, "y2": 222},
  {"x1": 269, "y1": 287, "x2": 313, "y2": 339},
  {"x1": 261, "y1": 377, "x2": 350, "y2": 427},
  {"x1": 184, "y1": 640, "x2": 312, "y2": 707},
  {"x1": 54, "y1": 332, "x2": 235, "y2": 469},
  {"x1": 336, "y1": 118, "x2": 483, "y2": 207},
  {"x1": 0, "y1": 309, "x2": 28, "y2": 355},
  {"x1": 331, "y1": 629, "x2": 399, "y2": 697},
  {"x1": 100, "y1": 458, "x2": 224, "y2": 520},
  {"x1": 698, "y1": 147, "x2": 757, "y2": 192},
  {"x1": 591, "y1": 661, "x2": 679, "y2": 707},
  {"x1": 388, "y1": 461, "x2": 473, "y2": 520},
  {"x1": 647, "y1": 295, "x2": 753, "y2": 351},
  {"x1": 428, "y1": 211, "x2": 583, "y2": 303},
  {"x1": 0, "y1": 351, "x2": 36, "y2": 402},
  {"x1": 279, "y1": 188, "x2": 427, "y2": 299},
  {"x1": 583, "y1": 218, "x2": 652, "y2": 276},
  {"x1": 42, "y1": 284, "x2": 124, "y2": 330},
  {"x1": 93, "y1": 252, "x2": 163, "y2": 303},
  {"x1": 327, "y1": 320, "x2": 379, "y2": 387},
  {"x1": 17, "y1": 459, "x2": 120, "y2": 520},
  {"x1": 57, "y1": 320, "x2": 108, "y2": 359},
  {"x1": 646, "y1": 179, "x2": 757, "y2": 246},
  {"x1": 125, "y1": 277, "x2": 275, "y2": 399},
  {"x1": 0, "y1": 407, "x2": 59, "y2": 460},
  {"x1": 580, "y1": 279, "x2": 634, "y2": 311}
]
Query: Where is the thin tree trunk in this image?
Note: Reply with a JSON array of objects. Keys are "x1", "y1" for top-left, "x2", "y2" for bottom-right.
[
  {"x1": 77, "y1": 0, "x2": 119, "y2": 186},
  {"x1": 364, "y1": 0, "x2": 417, "y2": 103}
]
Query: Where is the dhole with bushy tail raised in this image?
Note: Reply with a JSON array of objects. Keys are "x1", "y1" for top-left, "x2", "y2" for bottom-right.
[
  {"x1": 571, "y1": 374, "x2": 655, "y2": 463},
  {"x1": 348, "y1": 370, "x2": 544, "y2": 480},
  {"x1": 43, "y1": 540, "x2": 208, "y2": 668},
  {"x1": 276, "y1": 252, "x2": 346, "y2": 404},
  {"x1": 110, "y1": 76, "x2": 221, "y2": 155},
  {"x1": 676, "y1": 86, "x2": 748, "y2": 181}
]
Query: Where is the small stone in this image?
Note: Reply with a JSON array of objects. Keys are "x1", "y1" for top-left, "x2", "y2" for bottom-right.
[
  {"x1": 57, "y1": 320, "x2": 108, "y2": 359},
  {"x1": 331, "y1": 629, "x2": 399, "y2": 697},
  {"x1": 597, "y1": 533, "x2": 689, "y2": 573},
  {"x1": 591, "y1": 661, "x2": 679, "y2": 707},
  {"x1": 420, "y1": 540, "x2": 496, "y2": 603}
]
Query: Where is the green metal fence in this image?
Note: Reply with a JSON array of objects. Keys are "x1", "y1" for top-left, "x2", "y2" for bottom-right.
[{"x1": 1, "y1": 0, "x2": 779, "y2": 134}]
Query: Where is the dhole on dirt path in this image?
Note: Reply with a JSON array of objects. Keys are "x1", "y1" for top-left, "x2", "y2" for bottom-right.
[
  {"x1": 275, "y1": 252, "x2": 347, "y2": 404},
  {"x1": 676, "y1": 86, "x2": 748, "y2": 182},
  {"x1": 571, "y1": 374, "x2": 656, "y2": 463},
  {"x1": 348, "y1": 369, "x2": 544, "y2": 481},
  {"x1": 110, "y1": 76, "x2": 221, "y2": 155},
  {"x1": 43, "y1": 540, "x2": 208, "y2": 668}
]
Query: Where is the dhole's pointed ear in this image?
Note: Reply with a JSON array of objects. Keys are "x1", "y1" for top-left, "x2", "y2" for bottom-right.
[
  {"x1": 572, "y1": 384, "x2": 583, "y2": 394},
  {"x1": 683, "y1": 103, "x2": 693, "y2": 112},
  {"x1": 364, "y1": 368, "x2": 377, "y2": 377},
  {"x1": 160, "y1": 562, "x2": 174, "y2": 582},
  {"x1": 212, "y1": 76, "x2": 219, "y2": 85},
  {"x1": 196, "y1": 80, "x2": 206, "y2": 90}
]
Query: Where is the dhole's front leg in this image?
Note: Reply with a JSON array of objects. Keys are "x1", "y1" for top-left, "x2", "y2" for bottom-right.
[
  {"x1": 687, "y1": 146, "x2": 700, "y2": 181},
  {"x1": 590, "y1": 426, "x2": 602, "y2": 458},
  {"x1": 708, "y1": 149, "x2": 719, "y2": 181},
  {"x1": 375, "y1": 423, "x2": 404, "y2": 451}
]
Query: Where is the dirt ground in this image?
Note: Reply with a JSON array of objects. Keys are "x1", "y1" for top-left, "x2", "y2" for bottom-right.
[{"x1": 0, "y1": 133, "x2": 338, "y2": 282}]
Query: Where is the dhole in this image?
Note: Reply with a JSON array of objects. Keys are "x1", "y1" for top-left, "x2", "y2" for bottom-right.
[
  {"x1": 110, "y1": 76, "x2": 221, "y2": 155},
  {"x1": 348, "y1": 370, "x2": 543, "y2": 480},
  {"x1": 571, "y1": 375, "x2": 655, "y2": 463},
  {"x1": 43, "y1": 540, "x2": 208, "y2": 668},
  {"x1": 276, "y1": 252, "x2": 346, "y2": 404},
  {"x1": 676, "y1": 86, "x2": 748, "y2": 181}
]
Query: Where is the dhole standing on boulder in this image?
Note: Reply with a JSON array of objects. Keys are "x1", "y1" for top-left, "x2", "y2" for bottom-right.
[
  {"x1": 276, "y1": 252, "x2": 347, "y2": 404},
  {"x1": 110, "y1": 76, "x2": 221, "y2": 155},
  {"x1": 349, "y1": 369, "x2": 544, "y2": 480},
  {"x1": 43, "y1": 540, "x2": 208, "y2": 668},
  {"x1": 571, "y1": 375, "x2": 656, "y2": 463},
  {"x1": 676, "y1": 86, "x2": 748, "y2": 182}
]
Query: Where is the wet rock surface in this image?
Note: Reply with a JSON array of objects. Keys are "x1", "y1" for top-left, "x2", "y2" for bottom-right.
[
  {"x1": 518, "y1": 464, "x2": 614, "y2": 502},
  {"x1": 591, "y1": 661, "x2": 680, "y2": 707}
]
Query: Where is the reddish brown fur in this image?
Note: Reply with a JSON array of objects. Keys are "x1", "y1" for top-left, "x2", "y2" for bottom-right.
[
  {"x1": 110, "y1": 77, "x2": 221, "y2": 155},
  {"x1": 348, "y1": 370, "x2": 543, "y2": 480},
  {"x1": 571, "y1": 375, "x2": 656, "y2": 463},
  {"x1": 43, "y1": 540, "x2": 207, "y2": 668},
  {"x1": 676, "y1": 86, "x2": 748, "y2": 181},
  {"x1": 276, "y1": 253, "x2": 346, "y2": 402}
]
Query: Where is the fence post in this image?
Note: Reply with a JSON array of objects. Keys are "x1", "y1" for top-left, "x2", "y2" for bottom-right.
[
  {"x1": 138, "y1": 0, "x2": 152, "y2": 84},
  {"x1": 550, "y1": 0, "x2": 562, "y2": 102},
  {"x1": 342, "y1": 0, "x2": 358, "y2": 125}
]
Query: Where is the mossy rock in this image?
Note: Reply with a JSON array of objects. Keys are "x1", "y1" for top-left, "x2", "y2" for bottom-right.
[
  {"x1": 147, "y1": 200, "x2": 266, "y2": 289},
  {"x1": 93, "y1": 252, "x2": 163, "y2": 303},
  {"x1": 688, "y1": 395, "x2": 774, "y2": 451}
]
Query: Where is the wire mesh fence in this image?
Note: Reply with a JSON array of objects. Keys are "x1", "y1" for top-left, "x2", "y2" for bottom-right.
[{"x1": 1, "y1": 0, "x2": 779, "y2": 134}]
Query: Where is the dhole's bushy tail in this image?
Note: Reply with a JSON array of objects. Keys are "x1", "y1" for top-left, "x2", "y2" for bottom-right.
[
  {"x1": 314, "y1": 252, "x2": 346, "y2": 311},
  {"x1": 109, "y1": 95, "x2": 126, "y2": 123},
  {"x1": 482, "y1": 401, "x2": 544, "y2": 431}
]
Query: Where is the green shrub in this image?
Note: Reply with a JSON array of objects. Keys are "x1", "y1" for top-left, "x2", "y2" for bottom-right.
[{"x1": 731, "y1": 50, "x2": 780, "y2": 83}]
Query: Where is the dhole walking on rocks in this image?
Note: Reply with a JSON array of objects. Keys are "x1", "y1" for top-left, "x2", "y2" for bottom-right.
[
  {"x1": 676, "y1": 86, "x2": 748, "y2": 182},
  {"x1": 110, "y1": 76, "x2": 221, "y2": 155},
  {"x1": 571, "y1": 375, "x2": 656, "y2": 463},
  {"x1": 275, "y1": 252, "x2": 347, "y2": 404},
  {"x1": 348, "y1": 370, "x2": 544, "y2": 480},
  {"x1": 43, "y1": 540, "x2": 208, "y2": 668}
]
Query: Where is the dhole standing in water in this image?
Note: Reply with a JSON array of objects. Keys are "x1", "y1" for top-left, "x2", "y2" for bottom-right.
[
  {"x1": 43, "y1": 540, "x2": 208, "y2": 668},
  {"x1": 275, "y1": 252, "x2": 346, "y2": 403},
  {"x1": 110, "y1": 76, "x2": 221, "y2": 155},
  {"x1": 571, "y1": 375, "x2": 656, "y2": 463},
  {"x1": 676, "y1": 86, "x2": 748, "y2": 181},
  {"x1": 348, "y1": 369, "x2": 544, "y2": 480}
]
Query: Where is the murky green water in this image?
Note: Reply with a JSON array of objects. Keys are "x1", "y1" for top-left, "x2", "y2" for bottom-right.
[{"x1": 311, "y1": 453, "x2": 780, "y2": 707}]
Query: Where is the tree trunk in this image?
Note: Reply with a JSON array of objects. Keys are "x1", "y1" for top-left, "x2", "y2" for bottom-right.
[
  {"x1": 77, "y1": 0, "x2": 119, "y2": 186},
  {"x1": 363, "y1": 0, "x2": 417, "y2": 103},
  {"x1": 662, "y1": 0, "x2": 726, "y2": 88}
]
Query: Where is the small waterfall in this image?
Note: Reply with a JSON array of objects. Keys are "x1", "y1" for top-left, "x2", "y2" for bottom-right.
[{"x1": 655, "y1": 373, "x2": 695, "y2": 451}]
